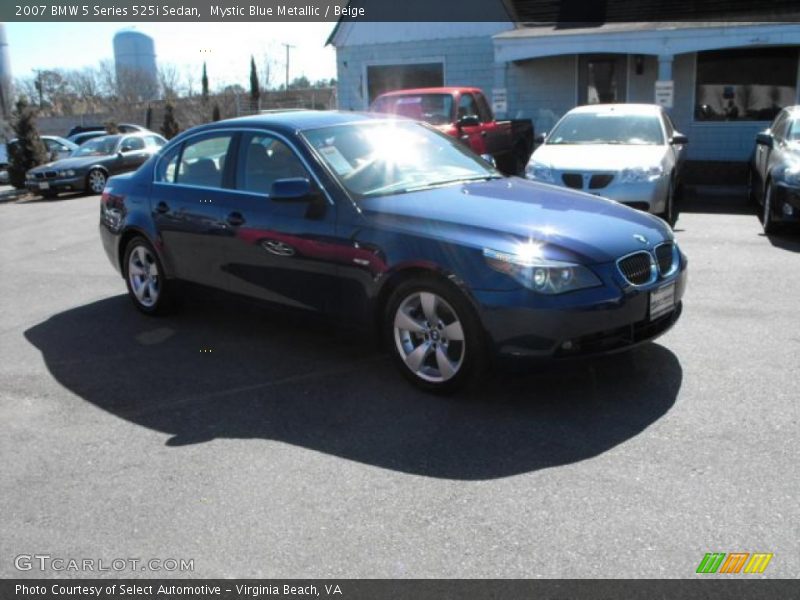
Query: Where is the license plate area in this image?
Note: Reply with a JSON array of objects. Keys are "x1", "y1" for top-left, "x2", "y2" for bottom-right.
[
  {"x1": 38, "y1": 182, "x2": 49, "y2": 190},
  {"x1": 649, "y1": 281, "x2": 676, "y2": 321}
]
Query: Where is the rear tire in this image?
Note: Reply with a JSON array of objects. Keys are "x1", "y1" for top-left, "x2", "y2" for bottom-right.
[
  {"x1": 384, "y1": 277, "x2": 486, "y2": 393},
  {"x1": 122, "y1": 236, "x2": 175, "y2": 315}
]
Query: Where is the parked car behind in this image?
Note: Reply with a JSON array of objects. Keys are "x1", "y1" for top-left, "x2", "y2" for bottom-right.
[
  {"x1": 99, "y1": 111, "x2": 686, "y2": 392},
  {"x1": 26, "y1": 132, "x2": 166, "y2": 198},
  {"x1": 8, "y1": 135, "x2": 78, "y2": 162},
  {"x1": 67, "y1": 131, "x2": 107, "y2": 146},
  {"x1": 526, "y1": 104, "x2": 688, "y2": 226},
  {"x1": 371, "y1": 87, "x2": 534, "y2": 176},
  {"x1": 66, "y1": 123, "x2": 148, "y2": 137},
  {"x1": 749, "y1": 105, "x2": 800, "y2": 234}
]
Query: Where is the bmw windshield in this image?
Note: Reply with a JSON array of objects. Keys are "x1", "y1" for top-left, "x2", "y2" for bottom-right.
[
  {"x1": 73, "y1": 136, "x2": 121, "y2": 157},
  {"x1": 302, "y1": 121, "x2": 501, "y2": 199}
]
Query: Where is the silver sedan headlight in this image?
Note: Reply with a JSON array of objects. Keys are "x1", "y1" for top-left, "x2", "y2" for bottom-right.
[
  {"x1": 525, "y1": 161, "x2": 555, "y2": 182},
  {"x1": 483, "y1": 247, "x2": 601, "y2": 294},
  {"x1": 620, "y1": 165, "x2": 664, "y2": 183}
]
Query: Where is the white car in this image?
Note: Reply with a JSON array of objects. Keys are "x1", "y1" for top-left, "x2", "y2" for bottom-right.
[{"x1": 526, "y1": 104, "x2": 687, "y2": 226}]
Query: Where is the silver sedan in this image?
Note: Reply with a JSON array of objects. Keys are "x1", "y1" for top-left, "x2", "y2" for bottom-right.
[{"x1": 526, "y1": 104, "x2": 687, "y2": 226}]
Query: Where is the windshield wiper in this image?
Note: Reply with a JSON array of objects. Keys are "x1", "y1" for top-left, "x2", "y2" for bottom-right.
[{"x1": 404, "y1": 175, "x2": 503, "y2": 192}]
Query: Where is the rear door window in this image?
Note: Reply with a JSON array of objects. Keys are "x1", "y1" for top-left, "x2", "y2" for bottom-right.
[{"x1": 176, "y1": 135, "x2": 233, "y2": 189}]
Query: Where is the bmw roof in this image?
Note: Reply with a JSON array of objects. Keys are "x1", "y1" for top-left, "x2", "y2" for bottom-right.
[{"x1": 192, "y1": 110, "x2": 379, "y2": 135}]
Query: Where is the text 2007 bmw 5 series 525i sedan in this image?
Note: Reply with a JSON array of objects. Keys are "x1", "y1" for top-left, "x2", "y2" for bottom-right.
[{"x1": 99, "y1": 110, "x2": 687, "y2": 392}]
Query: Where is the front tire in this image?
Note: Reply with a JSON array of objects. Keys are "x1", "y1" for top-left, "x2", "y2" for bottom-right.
[
  {"x1": 659, "y1": 179, "x2": 678, "y2": 228},
  {"x1": 762, "y1": 180, "x2": 781, "y2": 235},
  {"x1": 385, "y1": 277, "x2": 486, "y2": 393},
  {"x1": 123, "y1": 236, "x2": 174, "y2": 315},
  {"x1": 86, "y1": 169, "x2": 107, "y2": 195}
]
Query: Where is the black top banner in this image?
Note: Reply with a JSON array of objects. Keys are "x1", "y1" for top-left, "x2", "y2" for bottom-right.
[{"x1": 3, "y1": 0, "x2": 800, "y2": 22}]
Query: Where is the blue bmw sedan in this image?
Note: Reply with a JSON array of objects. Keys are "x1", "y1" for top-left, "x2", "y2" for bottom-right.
[{"x1": 99, "y1": 111, "x2": 687, "y2": 392}]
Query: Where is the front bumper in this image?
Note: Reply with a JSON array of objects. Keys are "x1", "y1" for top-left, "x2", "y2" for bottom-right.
[
  {"x1": 535, "y1": 173, "x2": 669, "y2": 213},
  {"x1": 26, "y1": 175, "x2": 86, "y2": 195},
  {"x1": 475, "y1": 259, "x2": 687, "y2": 359}
]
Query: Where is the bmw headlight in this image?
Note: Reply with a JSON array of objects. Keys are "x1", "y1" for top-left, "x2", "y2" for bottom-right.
[
  {"x1": 620, "y1": 165, "x2": 664, "y2": 183},
  {"x1": 57, "y1": 169, "x2": 75, "y2": 177},
  {"x1": 784, "y1": 165, "x2": 800, "y2": 186},
  {"x1": 525, "y1": 161, "x2": 554, "y2": 182},
  {"x1": 483, "y1": 247, "x2": 601, "y2": 294}
]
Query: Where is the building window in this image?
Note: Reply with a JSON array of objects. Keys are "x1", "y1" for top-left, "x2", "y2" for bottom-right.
[
  {"x1": 366, "y1": 63, "x2": 444, "y2": 104},
  {"x1": 578, "y1": 55, "x2": 628, "y2": 105},
  {"x1": 695, "y1": 47, "x2": 798, "y2": 121}
]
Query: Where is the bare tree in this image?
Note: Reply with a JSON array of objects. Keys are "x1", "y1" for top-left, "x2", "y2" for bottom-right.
[{"x1": 158, "y1": 63, "x2": 182, "y2": 100}]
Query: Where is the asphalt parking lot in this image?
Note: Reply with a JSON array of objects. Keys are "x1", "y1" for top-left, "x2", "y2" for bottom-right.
[{"x1": 1, "y1": 188, "x2": 798, "y2": 578}]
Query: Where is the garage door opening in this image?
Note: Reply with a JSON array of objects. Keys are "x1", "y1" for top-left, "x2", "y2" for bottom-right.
[{"x1": 366, "y1": 63, "x2": 444, "y2": 104}]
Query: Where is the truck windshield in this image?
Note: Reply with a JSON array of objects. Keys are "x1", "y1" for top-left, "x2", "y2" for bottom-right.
[
  {"x1": 371, "y1": 94, "x2": 453, "y2": 126},
  {"x1": 548, "y1": 113, "x2": 665, "y2": 145},
  {"x1": 302, "y1": 121, "x2": 501, "y2": 199}
]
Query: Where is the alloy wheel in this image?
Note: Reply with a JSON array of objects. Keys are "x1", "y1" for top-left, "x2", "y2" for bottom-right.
[
  {"x1": 393, "y1": 291, "x2": 466, "y2": 383},
  {"x1": 127, "y1": 245, "x2": 160, "y2": 308},
  {"x1": 88, "y1": 169, "x2": 106, "y2": 194}
]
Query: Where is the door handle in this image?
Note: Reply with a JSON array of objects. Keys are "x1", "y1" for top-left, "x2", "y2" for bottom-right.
[
  {"x1": 226, "y1": 212, "x2": 246, "y2": 227},
  {"x1": 155, "y1": 201, "x2": 169, "y2": 214}
]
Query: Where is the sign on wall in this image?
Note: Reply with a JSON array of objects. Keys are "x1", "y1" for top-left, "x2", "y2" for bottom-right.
[
  {"x1": 492, "y1": 88, "x2": 507, "y2": 115},
  {"x1": 655, "y1": 80, "x2": 674, "y2": 108}
]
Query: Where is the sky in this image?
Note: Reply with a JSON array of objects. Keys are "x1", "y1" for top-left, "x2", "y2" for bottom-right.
[{"x1": 4, "y1": 22, "x2": 338, "y2": 89}]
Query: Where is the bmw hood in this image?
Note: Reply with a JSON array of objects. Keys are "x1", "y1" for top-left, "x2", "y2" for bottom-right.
[
  {"x1": 531, "y1": 144, "x2": 667, "y2": 171},
  {"x1": 359, "y1": 177, "x2": 672, "y2": 264}
]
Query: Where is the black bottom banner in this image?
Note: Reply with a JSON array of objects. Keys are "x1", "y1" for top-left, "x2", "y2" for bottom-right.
[{"x1": 2, "y1": 579, "x2": 798, "y2": 600}]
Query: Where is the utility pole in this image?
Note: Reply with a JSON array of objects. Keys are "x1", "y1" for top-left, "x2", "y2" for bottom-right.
[{"x1": 282, "y1": 43, "x2": 295, "y2": 90}]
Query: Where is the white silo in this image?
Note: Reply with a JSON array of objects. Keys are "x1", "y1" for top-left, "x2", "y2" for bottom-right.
[
  {"x1": 113, "y1": 29, "x2": 158, "y2": 100},
  {"x1": 0, "y1": 24, "x2": 13, "y2": 117}
]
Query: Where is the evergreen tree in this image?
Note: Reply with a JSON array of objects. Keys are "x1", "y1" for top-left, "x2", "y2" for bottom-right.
[
  {"x1": 7, "y1": 97, "x2": 48, "y2": 189},
  {"x1": 201, "y1": 62, "x2": 209, "y2": 104},
  {"x1": 160, "y1": 103, "x2": 180, "y2": 140},
  {"x1": 249, "y1": 56, "x2": 260, "y2": 112}
]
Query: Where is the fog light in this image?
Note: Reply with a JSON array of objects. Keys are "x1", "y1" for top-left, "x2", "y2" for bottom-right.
[
  {"x1": 782, "y1": 203, "x2": 793, "y2": 216},
  {"x1": 561, "y1": 340, "x2": 573, "y2": 350}
]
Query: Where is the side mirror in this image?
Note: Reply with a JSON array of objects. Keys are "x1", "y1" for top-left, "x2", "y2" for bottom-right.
[
  {"x1": 457, "y1": 115, "x2": 480, "y2": 128},
  {"x1": 270, "y1": 177, "x2": 313, "y2": 201},
  {"x1": 755, "y1": 132, "x2": 773, "y2": 148},
  {"x1": 535, "y1": 132, "x2": 547, "y2": 144},
  {"x1": 670, "y1": 133, "x2": 689, "y2": 145},
  {"x1": 117, "y1": 151, "x2": 124, "y2": 158}
]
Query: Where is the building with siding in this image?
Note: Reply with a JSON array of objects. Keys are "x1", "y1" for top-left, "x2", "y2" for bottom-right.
[{"x1": 328, "y1": 1, "x2": 800, "y2": 179}]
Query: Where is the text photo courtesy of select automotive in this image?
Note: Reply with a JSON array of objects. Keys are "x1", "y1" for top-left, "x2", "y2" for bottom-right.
[{"x1": 1, "y1": 5, "x2": 799, "y2": 586}]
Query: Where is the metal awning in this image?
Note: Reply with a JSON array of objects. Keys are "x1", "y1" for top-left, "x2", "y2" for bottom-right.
[{"x1": 493, "y1": 22, "x2": 800, "y2": 62}]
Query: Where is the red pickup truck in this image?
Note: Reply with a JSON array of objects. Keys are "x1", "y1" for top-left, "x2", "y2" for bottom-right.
[{"x1": 370, "y1": 87, "x2": 534, "y2": 176}]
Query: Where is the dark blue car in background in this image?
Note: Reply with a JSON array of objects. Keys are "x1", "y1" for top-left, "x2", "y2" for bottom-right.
[{"x1": 99, "y1": 111, "x2": 687, "y2": 392}]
